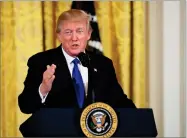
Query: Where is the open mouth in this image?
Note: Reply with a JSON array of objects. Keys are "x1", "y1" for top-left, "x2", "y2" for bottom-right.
[{"x1": 72, "y1": 44, "x2": 79, "y2": 47}]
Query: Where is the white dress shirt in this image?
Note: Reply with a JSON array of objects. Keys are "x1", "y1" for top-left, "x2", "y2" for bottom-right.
[{"x1": 39, "y1": 47, "x2": 88, "y2": 103}]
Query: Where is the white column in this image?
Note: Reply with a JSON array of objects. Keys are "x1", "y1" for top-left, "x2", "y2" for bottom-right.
[
  {"x1": 184, "y1": 1, "x2": 187, "y2": 137},
  {"x1": 148, "y1": 1, "x2": 163, "y2": 137},
  {"x1": 179, "y1": 0, "x2": 186, "y2": 137},
  {"x1": 162, "y1": 1, "x2": 181, "y2": 137}
]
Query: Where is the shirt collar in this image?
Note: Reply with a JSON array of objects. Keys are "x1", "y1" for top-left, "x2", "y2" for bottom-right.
[
  {"x1": 61, "y1": 46, "x2": 85, "y2": 65},
  {"x1": 61, "y1": 47, "x2": 75, "y2": 65}
]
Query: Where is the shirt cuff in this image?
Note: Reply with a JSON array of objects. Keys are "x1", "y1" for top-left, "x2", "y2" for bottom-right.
[{"x1": 39, "y1": 84, "x2": 49, "y2": 103}]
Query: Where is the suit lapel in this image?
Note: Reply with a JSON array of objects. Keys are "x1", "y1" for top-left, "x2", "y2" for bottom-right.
[
  {"x1": 53, "y1": 46, "x2": 72, "y2": 84},
  {"x1": 50, "y1": 46, "x2": 78, "y2": 107}
]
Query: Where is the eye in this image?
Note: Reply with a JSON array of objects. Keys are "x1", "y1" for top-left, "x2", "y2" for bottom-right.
[
  {"x1": 64, "y1": 30, "x2": 72, "y2": 35},
  {"x1": 77, "y1": 29, "x2": 84, "y2": 33}
]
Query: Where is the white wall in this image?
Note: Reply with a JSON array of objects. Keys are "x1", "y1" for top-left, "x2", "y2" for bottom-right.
[{"x1": 148, "y1": 1, "x2": 186, "y2": 137}]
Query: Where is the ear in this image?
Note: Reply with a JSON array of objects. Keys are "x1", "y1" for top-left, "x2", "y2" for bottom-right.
[{"x1": 87, "y1": 30, "x2": 92, "y2": 40}]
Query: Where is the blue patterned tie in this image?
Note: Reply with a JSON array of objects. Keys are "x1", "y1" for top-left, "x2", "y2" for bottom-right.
[{"x1": 72, "y1": 58, "x2": 85, "y2": 108}]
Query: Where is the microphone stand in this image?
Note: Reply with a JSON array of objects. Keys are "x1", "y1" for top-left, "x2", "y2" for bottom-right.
[
  {"x1": 78, "y1": 52, "x2": 95, "y2": 104},
  {"x1": 88, "y1": 63, "x2": 95, "y2": 103}
]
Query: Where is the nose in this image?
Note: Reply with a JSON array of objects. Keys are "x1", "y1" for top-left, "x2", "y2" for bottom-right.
[{"x1": 72, "y1": 31, "x2": 77, "y2": 41}]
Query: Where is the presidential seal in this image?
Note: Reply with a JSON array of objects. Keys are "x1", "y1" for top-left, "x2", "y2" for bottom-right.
[{"x1": 80, "y1": 102, "x2": 118, "y2": 137}]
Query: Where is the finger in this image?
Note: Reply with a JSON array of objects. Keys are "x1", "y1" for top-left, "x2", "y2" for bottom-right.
[
  {"x1": 46, "y1": 70, "x2": 54, "y2": 77},
  {"x1": 43, "y1": 73, "x2": 52, "y2": 81},
  {"x1": 43, "y1": 74, "x2": 53, "y2": 84},
  {"x1": 48, "y1": 75, "x2": 55, "y2": 83},
  {"x1": 47, "y1": 74, "x2": 53, "y2": 79},
  {"x1": 46, "y1": 65, "x2": 55, "y2": 75},
  {"x1": 47, "y1": 65, "x2": 50, "y2": 69},
  {"x1": 46, "y1": 65, "x2": 53, "y2": 74},
  {"x1": 48, "y1": 64, "x2": 56, "y2": 72},
  {"x1": 51, "y1": 64, "x2": 56, "y2": 68},
  {"x1": 51, "y1": 64, "x2": 56, "y2": 70},
  {"x1": 43, "y1": 70, "x2": 53, "y2": 80},
  {"x1": 44, "y1": 69, "x2": 52, "y2": 77}
]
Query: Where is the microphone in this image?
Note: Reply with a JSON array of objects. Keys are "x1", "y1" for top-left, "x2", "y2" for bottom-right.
[
  {"x1": 77, "y1": 52, "x2": 95, "y2": 103},
  {"x1": 77, "y1": 52, "x2": 90, "y2": 68}
]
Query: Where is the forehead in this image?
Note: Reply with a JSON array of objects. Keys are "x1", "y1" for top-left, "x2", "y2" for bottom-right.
[{"x1": 61, "y1": 20, "x2": 87, "y2": 30}]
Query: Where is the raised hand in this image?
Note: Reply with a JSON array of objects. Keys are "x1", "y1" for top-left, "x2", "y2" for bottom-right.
[{"x1": 40, "y1": 64, "x2": 56, "y2": 96}]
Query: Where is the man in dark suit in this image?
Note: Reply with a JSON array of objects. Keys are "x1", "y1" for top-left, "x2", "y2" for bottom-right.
[{"x1": 18, "y1": 9, "x2": 136, "y2": 114}]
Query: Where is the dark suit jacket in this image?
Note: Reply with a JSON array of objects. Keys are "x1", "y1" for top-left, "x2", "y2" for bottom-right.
[{"x1": 18, "y1": 46, "x2": 136, "y2": 114}]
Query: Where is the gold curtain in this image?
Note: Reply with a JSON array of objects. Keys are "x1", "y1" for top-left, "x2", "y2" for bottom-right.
[
  {"x1": 95, "y1": 1, "x2": 146, "y2": 107},
  {"x1": 0, "y1": 1, "x2": 146, "y2": 137},
  {"x1": 0, "y1": 1, "x2": 71, "y2": 137}
]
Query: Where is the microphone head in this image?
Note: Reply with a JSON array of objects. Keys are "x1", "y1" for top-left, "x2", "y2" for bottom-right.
[{"x1": 77, "y1": 52, "x2": 90, "y2": 67}]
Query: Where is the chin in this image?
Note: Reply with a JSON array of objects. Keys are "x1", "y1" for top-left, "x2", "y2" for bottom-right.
[{"x1": 69, "y1": 49, "x2": 82, "y2": 57}]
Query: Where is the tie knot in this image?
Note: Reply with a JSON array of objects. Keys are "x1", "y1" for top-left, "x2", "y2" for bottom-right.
[{"x1": 72, "y1": 58, "x2": 80, "y2": 65}]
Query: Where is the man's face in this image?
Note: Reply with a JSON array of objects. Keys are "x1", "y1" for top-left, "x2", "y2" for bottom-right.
[{"x1": 57, "y1": 20, "x2": 91, "y2": 57}]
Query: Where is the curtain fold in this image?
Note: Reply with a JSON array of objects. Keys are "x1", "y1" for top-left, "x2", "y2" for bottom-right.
[
  {"x1": 95, "y1": 1, "x2": 146, "y2": 107},
  {"x1": 132, "y1": 1, "x2": 146, "y2": 107},
  {"x1": 0, "y1": 2, "x2": 17, "y2": 137},
  {"x1": 43, "y1": 1, "x2": 55, "y2": 50},
  {"x1": 13, "y1": 2, "x2": 44, "y2": 136},
  {"x1": 94, "y1": 2, "x2": 114, "y2": 59},
  {"x1": 111, "y1": 2, "x2": 131, "y2": 98}
]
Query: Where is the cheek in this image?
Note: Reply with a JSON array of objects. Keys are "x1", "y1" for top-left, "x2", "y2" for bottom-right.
[
  {"x1": 62, "y1": 37, "x2": 71, "y2": 44},
  {"x1": 79, "y1": 36, "x2": 89, "y2": 44}
]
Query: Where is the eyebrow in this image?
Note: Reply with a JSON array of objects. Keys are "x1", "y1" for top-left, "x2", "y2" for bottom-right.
[
  {"x1": 76, "y1": 27, "x2": 83, "y2": 29},
  {"x1": 64, "y1": 29, "x2": 71, "y2": 32},
  {"x1": 63, "y1": 28, "x2": 84, "y2": 32}
]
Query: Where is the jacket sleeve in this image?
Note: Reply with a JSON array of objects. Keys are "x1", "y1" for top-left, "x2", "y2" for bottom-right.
[
  {"x1": 18, "y1": 55, "x2": 45, "y2": 114},
  {"x1": 107, "y1": 59, "x2": 136, "y2": 108}
]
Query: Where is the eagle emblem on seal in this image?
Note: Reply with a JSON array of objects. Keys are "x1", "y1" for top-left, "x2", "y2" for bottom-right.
[{"x1": 91, "y1": 112, "x2": 109, "y2": 132}]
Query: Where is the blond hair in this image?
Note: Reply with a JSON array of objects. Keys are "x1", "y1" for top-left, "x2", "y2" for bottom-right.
[{"x1": 56, "y1": 9, "x2": 92, "y2": 33}]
